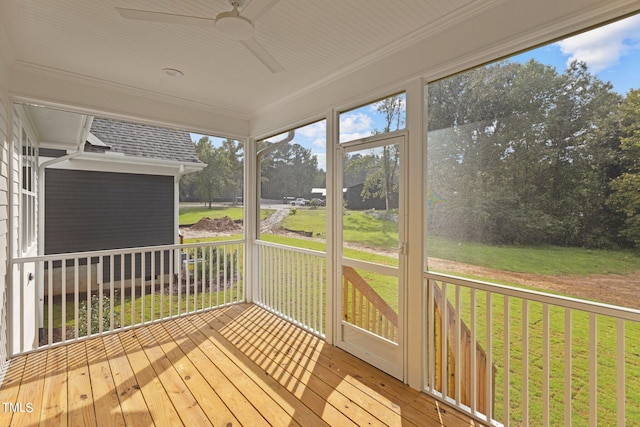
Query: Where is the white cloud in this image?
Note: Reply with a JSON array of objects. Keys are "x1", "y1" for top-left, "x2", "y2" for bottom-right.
[
  {"x1": 557, "y1": 14, "x2": 640, "y2": 72},
  {"x1": 311, "y1": 137, "x2": 326, "y2": 148},
  {"x1": 297, "y1": 121, "x2": 326, "y2": 139},
  {"x1": 340, "y1": 112, "x2": 374, "y2": 134},
  {"x1": 339, "y1": 132, "x2": 372, "y2": 143}
]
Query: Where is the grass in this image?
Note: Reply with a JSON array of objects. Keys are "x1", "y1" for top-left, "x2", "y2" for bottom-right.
[{"x1": 428, "y1": 235, "x2": 640, "y2": 276}]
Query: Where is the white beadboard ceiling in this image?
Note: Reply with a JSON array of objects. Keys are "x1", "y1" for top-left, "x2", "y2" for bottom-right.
[{"x1": 1, "y1": 0, "x2": 478, "y2": 116}]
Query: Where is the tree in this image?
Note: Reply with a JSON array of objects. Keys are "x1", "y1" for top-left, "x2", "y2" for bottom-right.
[
  {"x1": 351, "y1": 94, "x2": 405, "y2": 211},
  {"x1": 260, "y1": 142, "x2": 322, "y2": 200},
  {"x1": 427, "y1": 59, "x2": 623, "y2": 247},
  {"x1": 608, "y1": 89, "x2": 640, "y2": 246},
  {"x1": 221, "y1": 139, "x2": 244, "y2": 204}
]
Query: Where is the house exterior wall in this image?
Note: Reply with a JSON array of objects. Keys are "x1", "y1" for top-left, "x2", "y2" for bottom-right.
[
  {"x1": 44, "y1": 169, "x2": 174, "y2": 254},
  {"x1": 10, "y1": 106, "x2": 39, "y2": 355},
  {"x1": 0, "y1": 48, "x2": 10, "y2": 365}
]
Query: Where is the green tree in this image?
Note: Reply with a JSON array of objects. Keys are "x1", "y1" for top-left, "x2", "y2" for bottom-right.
[
  {"x1": 260, "y1": 142, "x2": 321, "y2": 200},
  {"x1": 608, "y1": 89, "x2": 640, "y2": 246}
]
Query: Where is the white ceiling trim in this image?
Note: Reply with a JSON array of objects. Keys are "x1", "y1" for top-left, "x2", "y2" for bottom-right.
[
  {"x1": 10, "y1": 60, "x2": 248, "y2": 120},
  {"x1": 251, "y1": 0, "x2": 509, "y2": 120},
  {"x1": 10, "y1": 62, "x2": 250, "y2": 139}
]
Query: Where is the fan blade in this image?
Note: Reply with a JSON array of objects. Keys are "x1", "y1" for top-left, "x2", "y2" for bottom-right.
[
  {"x1": 116, "y1": 7, "x2": 216, "y2": 27},
  {"x1": 241, "y1": 38, "x2": 285, "y2": 73},
  {"x1": 240, "y1": 0, "x2": 280, "y2": 22}
]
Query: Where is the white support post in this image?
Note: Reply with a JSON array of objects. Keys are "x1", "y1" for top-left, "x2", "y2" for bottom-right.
[
  {"x1": 245, "y1": 136, "x2": 257, "y2": 304},
  {"x1": 325, "y1": 108, "x2": 336, "y2": 345},
  {"x1": 405, "y1": 77, "x2": 426, "y2": 389}
]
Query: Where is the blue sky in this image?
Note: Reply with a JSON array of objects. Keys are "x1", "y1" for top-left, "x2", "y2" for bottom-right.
[
  {"x1": 193, "y1": 13, "x2": 640, "y2": 171},
  {"x1": 511, "y1": 14, "x2": 640, "y2": 95}
]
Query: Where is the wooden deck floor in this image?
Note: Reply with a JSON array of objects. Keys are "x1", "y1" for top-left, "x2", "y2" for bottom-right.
[{"x1": 0, "y1": 303, "x2": 484, "y2": 426}]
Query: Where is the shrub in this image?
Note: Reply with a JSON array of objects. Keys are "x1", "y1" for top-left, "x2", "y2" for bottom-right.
[{"x1": 78, "y1": 293, "x2": 119, "y2": 337}]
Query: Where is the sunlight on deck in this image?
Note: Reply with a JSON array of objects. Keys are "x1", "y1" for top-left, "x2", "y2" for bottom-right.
[{"x1": 0, "y1": 304, "x2": 483, "y2": 426}]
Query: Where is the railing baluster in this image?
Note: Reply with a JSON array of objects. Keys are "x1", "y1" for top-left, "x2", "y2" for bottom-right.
[
  {"x1": 486, "y1": 291, "x2": 493, "y2": 421},
  {"x1": 120, "y1": 254, "x2": 125, "y2": 327},
  {"x1": 427, "y1": 279, "x2": 435, "y2": 392},
  {"x1": 454, "y1": 285, "x2": 461, "y2": 404},
  {"x1": 222, "y1": 245, "x2": 229, "y2": 304},
  {"x1": 441, "y1": 281, "x2": 448, "y2": 400},
  {"x1": 543, "y1": 303, "x2": 550, "y2": 427},
  {"x1": 47, "y1": 260, "x2": 53, "y2": 346},
  {"x1": 86, "y1": 256, "x2": 91, "y2": 336},
  {"x1": 74, "y1": 258, "x2": 79, "y2": 339},
  {"x1": 209, "y1": 245, "x2": 213, "y2": 309},
  {"x1": 201, "y1": 246, "x2": 206, "y2": 309},
  {"x1": 617, "y1": 318, "x2": 625, "y2": 427},
  {"x1": 564, "y1": 308, "x2": 572, "y2": 427},
  {"x1": 61, "y1": 263, "x2": 67, "y2": 342},
  {"x1": 141, "y1": 251, "x2": 146, "y2": 323},
  {"x1": 151, "y1": 250, "x2": 155, "y2": 321},
  {"x1": 131, "y1": 251, "x2": 136, "y2": 326},
  {"x1": 470, "y1": 288, "x2": 476, "y2": 413},
  {"x1": 522, "y1": 299, "x2": 529, "y2": 426},
  {"x1": 160, "y1": 250, "x2": 165, "y2": 319},
  {"x1": 109, "y1": 255, "x2": 114, "y2": 332},
  {"x1": 503, "y1": 295, "x2": 510, "y2": 426},
  {"x1": 193, "y1": 247, "x2": 198, "y2": 312},
  {"x1": 169, "y1": 249, "x2": 174, "y2": 318},
  {"x1": 216, "y1": 245, "x2": 221, "y2": 308},
  {"x1": 589, "y1": 313, "x2": 597, "y2": 427}
]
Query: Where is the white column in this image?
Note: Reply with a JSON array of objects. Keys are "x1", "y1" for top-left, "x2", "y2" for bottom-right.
[{"x1": 405, "y1": 77, "x2": 426, "y2": 389}]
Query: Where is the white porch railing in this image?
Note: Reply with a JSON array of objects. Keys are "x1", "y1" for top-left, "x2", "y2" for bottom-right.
[
  {"x1": 255, "y1": 241, "x2": 326, "y2": 337},
  {"x1": 10, "y1": 240, "x2": 244, "y2": 356},
  {"x1": 425, "y1": 271, "x2": 640, "y2": 427}
]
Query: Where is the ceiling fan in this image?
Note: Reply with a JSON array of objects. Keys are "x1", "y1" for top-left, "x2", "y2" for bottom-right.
[{"x1": 116, "y1": 0, "x2": 284, "y2": 73}]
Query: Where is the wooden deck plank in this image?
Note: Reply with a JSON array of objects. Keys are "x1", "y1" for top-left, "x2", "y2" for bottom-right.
[
  {"x1": 129, "y1": 327, "x2": 213, "y2": 427},
  {"x1": 228, "y1": 305, "x2": 479, "y2": 427},
  {"x1": 208, "y1": 308, "x2": 391, "y2": 426},
  {"x1": 175, "y1": 314, "x2": 314, "y2": 426},
  {"x1": 161, "y1": 316, "x2": 272, "y2": 427},
  {"x1": 0, "y1": 354, "x2": 27, "y2": 427},
  {"x1": 216, "y1": 305, "x2": 421, "y2": 427},
  {"x1": 11, "y1": 348, "x2": 48, "y2": 427},
  {"x1": 85, "y1": 338, "x2": 126, "y2": 427},
  {"x1": 0, "y1": 303, "x2": 484, "y2": 427},
  {"x1": 101, "y1": 333, "x2": 155, "y2": 427},
  {"x1": 67, "y1": 342, "x2": 97, "y2": 427},
  {"x1": 145, "y1": 322, "x2": 240, "y2": 426},
  {"x1": 117, "y1": 330, "x2": 185, "y2": 427},
  {"x1": 40, "y1": 345, "x2": 68, "y2": 427}
]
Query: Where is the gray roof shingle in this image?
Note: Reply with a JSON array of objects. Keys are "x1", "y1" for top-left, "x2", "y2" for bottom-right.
[{"x1": 87, "y1": 117, "x2": 200, "y2": 164}]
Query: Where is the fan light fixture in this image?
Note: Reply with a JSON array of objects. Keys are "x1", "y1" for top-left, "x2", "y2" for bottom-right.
[
  {"x1": 163, "y1": 68, "x2": 184, "y2": 77},
  {"x1": 215, "y1": 1, "x2": 254, "y2": 40}
]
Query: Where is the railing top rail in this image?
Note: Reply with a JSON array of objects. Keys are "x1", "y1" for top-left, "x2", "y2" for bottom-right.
[
  {"x1": 13, "y1": 239, "x2": 245, "y2": 264},
  {"x1": 255, "y1": 239, "x2": 327, "y2": 257},
  {"x1": 425, "y1": 271, "x2": 640, "y2": 322}
]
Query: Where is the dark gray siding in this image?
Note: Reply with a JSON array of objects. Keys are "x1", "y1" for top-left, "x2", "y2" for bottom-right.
[{"x1": 45, "y1": 169, "x2": 174, "y2": 254}]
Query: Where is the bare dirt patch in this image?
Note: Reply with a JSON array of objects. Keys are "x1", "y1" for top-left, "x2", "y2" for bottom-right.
[
  {"x1": 429, "y1": 258, "x2": 640, "y2": 310},
  {"x1": 181, "y1": 215, "x2": 242, "y2": 238}
]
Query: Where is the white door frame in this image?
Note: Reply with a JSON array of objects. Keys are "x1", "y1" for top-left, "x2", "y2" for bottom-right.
[{"x1": 333, "y1": 131, "x2": 407, "y2": 380}]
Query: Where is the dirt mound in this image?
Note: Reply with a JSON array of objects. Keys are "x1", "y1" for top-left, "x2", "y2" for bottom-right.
[{"x1": 189, "y1": 216, "x2": 242, "y2": 233}]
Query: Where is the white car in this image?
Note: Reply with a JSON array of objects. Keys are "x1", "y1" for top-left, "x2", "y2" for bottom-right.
[{"x1": 291, "y1": 198, "x2": 309, "y2": 206}]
